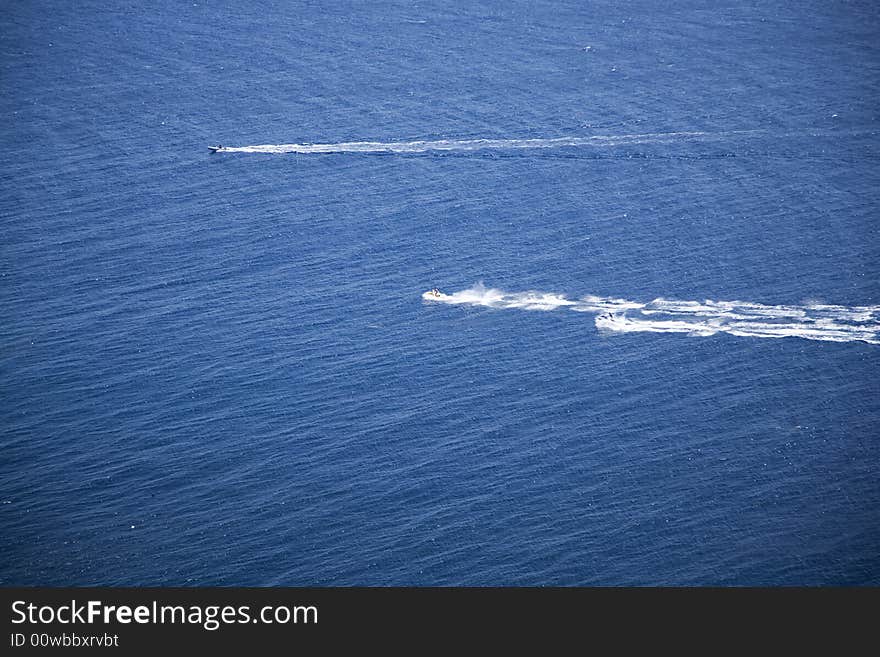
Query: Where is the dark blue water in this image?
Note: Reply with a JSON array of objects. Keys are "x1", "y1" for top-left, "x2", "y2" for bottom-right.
[{"x1": 2, "y1": 0, "x2": 878, "y2": 585}]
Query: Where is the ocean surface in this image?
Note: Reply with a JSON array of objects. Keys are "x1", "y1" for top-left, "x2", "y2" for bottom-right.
[{"x1": 2, "y1": 0, "x2": 879, "y2": 585}]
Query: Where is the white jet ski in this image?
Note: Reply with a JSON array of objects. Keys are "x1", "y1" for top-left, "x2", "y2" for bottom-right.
[
  {"x1": 595, "y1": 312, "x2": 624, "y2": 328},
  {"x1": 422, "y1": 288, "x2": 450, "y2": 301}
]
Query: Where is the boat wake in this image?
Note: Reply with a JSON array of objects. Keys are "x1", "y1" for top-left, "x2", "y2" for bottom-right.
[
  {"x1": 211, "y1": 125, "x2": 878, "y2": 156},
  {"x1": 213, "y1": 130, "x2": 753, "y2": 155},
  {"x1": 424, "y1": 284, "x2": 880, "y2": 345}
]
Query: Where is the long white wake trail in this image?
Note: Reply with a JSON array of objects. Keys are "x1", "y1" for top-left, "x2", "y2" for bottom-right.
[
  {"x1": 425, "y1": 284, "x2": 880, "y2": 345},
  {"x1": 217, "y1": 130, "x2": 746, "y2": 155}
]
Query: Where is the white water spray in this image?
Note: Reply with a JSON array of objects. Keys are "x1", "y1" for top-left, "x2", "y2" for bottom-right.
[{"x1": 424, "y1": 284, "x2": 880, "y2": 345}]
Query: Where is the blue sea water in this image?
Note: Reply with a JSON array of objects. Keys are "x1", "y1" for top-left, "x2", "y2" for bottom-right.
[{"x1": 1, "y1": 0, "x2": 879, "y2": 585}]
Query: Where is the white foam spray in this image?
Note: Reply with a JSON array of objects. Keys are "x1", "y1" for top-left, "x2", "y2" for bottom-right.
[{"x1": 424, "y1": 284, "x2": 880, "y2": 345}]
